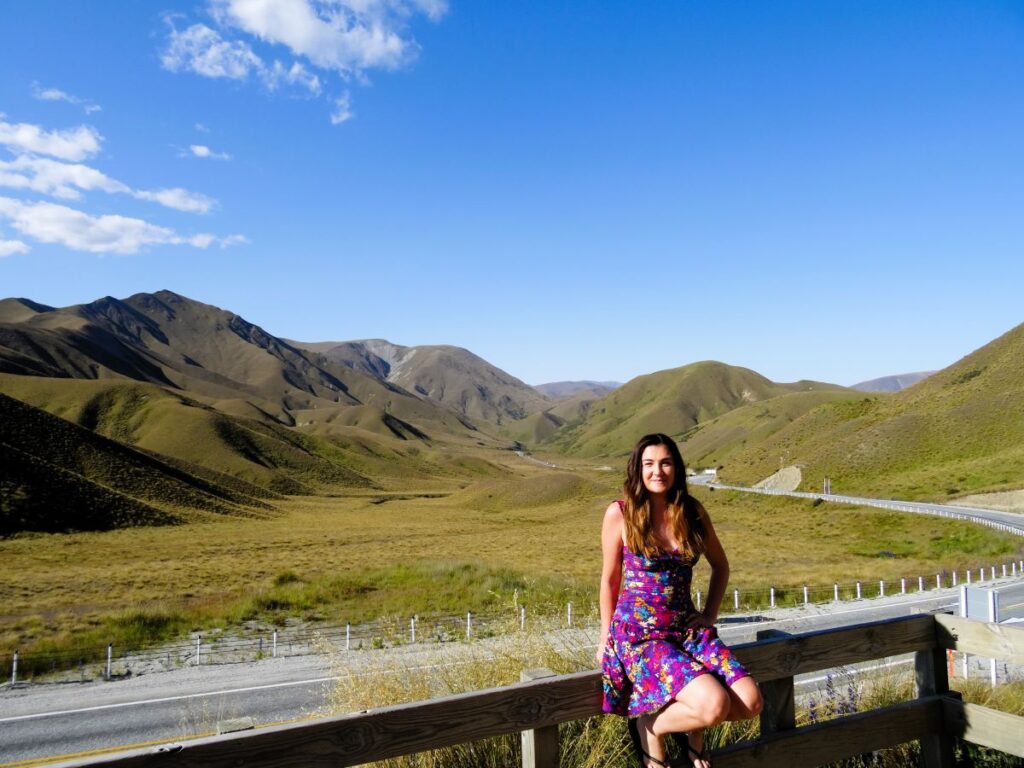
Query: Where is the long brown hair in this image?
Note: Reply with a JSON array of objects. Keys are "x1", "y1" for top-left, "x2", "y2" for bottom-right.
[{"x1": 623, "y1": 433, "x2": 705, "y2": 559}]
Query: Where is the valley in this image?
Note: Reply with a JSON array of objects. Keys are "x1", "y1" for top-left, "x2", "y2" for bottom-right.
[{"x1": 1, "y1": 290, "x2": 1022, "y2": 680}]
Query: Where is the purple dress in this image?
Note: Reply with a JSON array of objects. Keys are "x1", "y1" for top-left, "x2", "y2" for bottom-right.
[{"x1": 601, "y1": 542, "x2": 749, "y2": 716}]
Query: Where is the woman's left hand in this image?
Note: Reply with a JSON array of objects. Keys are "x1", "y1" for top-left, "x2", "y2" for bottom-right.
[{"x1": 684, "y1": 610, "x2": 716, "y2": 631}]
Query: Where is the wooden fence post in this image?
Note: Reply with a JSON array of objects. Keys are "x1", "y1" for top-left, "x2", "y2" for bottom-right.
[
  {"x1": 521, "y1": 668, "x2": 559, "y2": 768},
  {"x1": 756, "y1": 629, "x2": 795, "y2": 736},
  {"x1": 916, "y1": 622, "x2": 956, "y2": 768}
]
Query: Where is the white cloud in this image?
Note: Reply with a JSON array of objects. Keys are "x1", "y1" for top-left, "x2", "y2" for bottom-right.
[
  {"x1": 134, "y1": 187, "x2": 216, "y2": 214},
  {"x1": 0, "y1": 238, "x2": 30, "y2": 257},
  {"x1": 162, "y1": 0, "x2": 447, "y2": 124},
  {"x1": 264, "y1": 60, "x2": 322, "y2": 94},
  {"x1": 195, "y1": 122, "x2": 210, "y2": 133},
  {"x1": 0, "y1": 155, "x2": 217, "y2": 213},
  {"x1": 330, "y1": 92, "x2": 354, "y2": 124},
  {"x1": 0, "y1": 156, "x2": 128, "y2": 200},
  {"x1": 0, "y1": 120, "x2": 102, "y2": 161},
  {"x1": 219, "y1": 233, "x2": 249, "y2": 247},
  {"x1": 189, "y1": 143, "x2": 232, "y2": 160},
  {"x1": 0, "y1": 196, "x2": 224, "y2": 254},
  {"x1": 162, "y1": 22, "x2": 263, "y2": 79},
  {"x1": 31, "y1": 82, "x2": 103, "y2": 114},
  {"x1": 213, "y1": 0, "x2": 413, "y2": 72}
]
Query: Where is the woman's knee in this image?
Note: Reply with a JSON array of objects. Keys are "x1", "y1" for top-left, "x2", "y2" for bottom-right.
[
  {"x1": 697, "y1": 685, "x2": 731, "y2": 726},
  {"x1": 735, "y1": 678, "x2": 763, "y2": 718}
]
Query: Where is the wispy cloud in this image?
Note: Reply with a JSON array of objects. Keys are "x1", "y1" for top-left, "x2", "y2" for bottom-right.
[
  {"x1": 0, "y1": 154, "x2": 217, "y2": 213},
  {"x1": 0, "y1": 120, "x2": 102, "y2": 162},
  {"x1": 0, "y1": 237, "x2": 30, "y2": 257},
  {"x1": 188, "y1": 143, "x2": 232, "y2": 160},
  {"x1": 0, "y1": 117, "x2": 242, "y2": 254},
  {"x1": 31, "y1": 82, "x2": 102, "y2": 114},
  {"x1": 330, "y1": 91, "x2": 354, "y2": 125},
  {"x1": 161, "y1": 0, "x2": 447, "y2": 124},
  {"x1": 133, "y1": 187, "x2": 216, "y2": 214},
  {"x1": 0, "y1": 196, "x2": 236, "y2": 255}
]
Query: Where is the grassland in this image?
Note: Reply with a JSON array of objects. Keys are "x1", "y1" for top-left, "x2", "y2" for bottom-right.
[
  {"x1": 2, "y1": 469, "x2": 1020, "y2": 674},
  {"x1": 720, "y1": 322, "x2": 1024, "y2": 501}
]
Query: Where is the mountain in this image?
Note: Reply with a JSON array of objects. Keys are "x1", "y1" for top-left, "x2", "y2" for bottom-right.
[
  {"x1": 0, "y1": 391, "x2": 277, "y2": 534},
  {"x1": 851, "y1": 372, "x2": 936, "y2": 393},
  {"x1": 720, "y1": 322, "x2": 1024, "y2": 500},
  {"x1": 0, "y1": 373, "x2": 375, "y2": 495},
  {"x1": 534, "y1": 381, "x2": 620, "y2": 400},
  {"x1": 550, "y1": 360, "x2": 848, "y2": 457},
  {"x1": 0, "y1": 291, "x2": 481, "y2": 442},
  {"x1": 678, "y1": 389, "x2": 863, "y2": 470},
  {"x1": 290, "y1": 339, "x2": 549, "y2": 426}
]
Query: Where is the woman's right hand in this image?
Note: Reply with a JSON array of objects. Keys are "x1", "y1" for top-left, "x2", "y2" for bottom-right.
[{"x1": 595, "y1": 634, "x2": 607, "y2": 664}]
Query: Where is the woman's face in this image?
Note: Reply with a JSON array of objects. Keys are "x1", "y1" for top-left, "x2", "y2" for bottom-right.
[{"x1": 640, "y1": 444, "x2": 675, "y2": 496}]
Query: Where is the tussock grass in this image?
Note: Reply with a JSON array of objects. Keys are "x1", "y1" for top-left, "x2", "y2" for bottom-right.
[{"x1": 3, "y1": 478, "x2": 1020, "y2": 680}]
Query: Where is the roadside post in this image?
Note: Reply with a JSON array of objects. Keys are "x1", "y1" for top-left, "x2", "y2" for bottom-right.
[{"x1": 960, "y1": 585, "x2": 1000, "y2": 687}]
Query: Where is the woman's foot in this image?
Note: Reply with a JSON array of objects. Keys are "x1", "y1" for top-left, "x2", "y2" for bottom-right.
[
  {"x1": 685, "y1": 729, "x2": 711, "y2": 768},
  {"x1": 627, "y1": 715, "x2": 671, "y2": 767}
]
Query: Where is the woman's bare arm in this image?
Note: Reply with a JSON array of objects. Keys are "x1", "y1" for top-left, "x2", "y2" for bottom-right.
[
  {"x1": 596, "y1": 501, "x2": 625, "y2": 663},
  {"x1": 687, "y1": 499, "x2": 729, "y2": 627}
]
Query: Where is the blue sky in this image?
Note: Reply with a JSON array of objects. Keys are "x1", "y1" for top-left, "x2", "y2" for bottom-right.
[{"x1": 1, "y1": 1, "x2": 1022, "y2": 387}]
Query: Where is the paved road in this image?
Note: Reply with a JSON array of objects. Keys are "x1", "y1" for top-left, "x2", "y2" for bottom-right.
[{"x1": 689, "y1": 476, "x2": 1024, "y2": 537}]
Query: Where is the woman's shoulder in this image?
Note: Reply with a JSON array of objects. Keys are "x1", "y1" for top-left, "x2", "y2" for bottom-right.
[{"x1": 604, "y1": 499, "x2": 625, "y2": 519}]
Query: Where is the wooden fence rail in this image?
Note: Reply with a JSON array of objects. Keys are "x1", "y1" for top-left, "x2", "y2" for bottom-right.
[{"x1": 52, "y1": 614, "x2": 1024, "y2": 768}]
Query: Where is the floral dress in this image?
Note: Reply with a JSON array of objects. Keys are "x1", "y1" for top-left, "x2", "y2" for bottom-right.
[{"x1": 601, "y1": 542, "x2": 749, "y2": 716}]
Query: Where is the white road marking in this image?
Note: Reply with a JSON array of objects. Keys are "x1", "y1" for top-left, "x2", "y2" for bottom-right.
[{"x1": 0, "y1": 676, "x2": 341, "y2": 724}]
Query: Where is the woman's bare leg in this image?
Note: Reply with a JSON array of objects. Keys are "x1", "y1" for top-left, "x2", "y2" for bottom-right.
[
  {"x1": 636, "y1": 675, "x2": 730, "y2": 766},
  {"x1": 725, "y1": 676, "x2": 763, "y2": 721}
]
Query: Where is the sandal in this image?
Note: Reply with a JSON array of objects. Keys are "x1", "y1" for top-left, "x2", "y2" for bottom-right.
[
  {"x1": 677, "y1": 733, "x2": 712, "y2": 768},
  {"x1": 627, "y1": 718, "x2": 687, "y2": 768}
]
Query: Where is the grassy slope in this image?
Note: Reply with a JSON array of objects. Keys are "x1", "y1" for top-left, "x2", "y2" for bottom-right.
[
  {"x1": 551, "y1": 360, "x2": 846, "y2": 457},
  {"x1": 0, "y1": 292, "x2": 483, "y2": 445},
  {"x1": 721, "y1": 322, "x2": 1024, "y2": 500},
  {"x1": 0, "y1": 392, "x2": 275, "y2": 533},
  {"x1": 2, "y1": 474, "x2": 1019, "y2": 670},
  {"x1": 679, "y1": 389, "x2": 863, "y2": 469},
  {"x1": 0, "y1": 374, "x2": 375, "y2": 494},
  {"x1": 293, "y1": 339, "x2": 551, "y2": 428}
]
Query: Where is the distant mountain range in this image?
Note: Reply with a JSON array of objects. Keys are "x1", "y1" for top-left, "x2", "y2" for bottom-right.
[
  {"x1": 2, "y1": 289, "x2": 1019, "y2": 532},
  {"x1": 851, "y1": 371, "x2": 936, "y2": 392}
]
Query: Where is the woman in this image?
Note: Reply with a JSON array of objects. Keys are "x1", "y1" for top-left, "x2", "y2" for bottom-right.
[{"x1": 598, "y1": 433, "x2": 762, "y2": 768}]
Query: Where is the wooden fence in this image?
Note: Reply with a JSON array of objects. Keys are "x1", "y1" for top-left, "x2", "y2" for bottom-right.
[{"x1": 53, "y1": 613, "x2": 1024, "y2": 768}]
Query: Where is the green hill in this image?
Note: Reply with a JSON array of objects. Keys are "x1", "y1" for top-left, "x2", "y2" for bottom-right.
[
  {"x1": 0, "y1": 392, "x2": 277, "y2": 534},
  {"x1": 721, "y1": 322, "x2": 1024, "y2": 500},
  {"x1": 550, "y1": 360, "x2": 847, "y2": 457},
  {"x1": 678, "y1": 389, "x2": 863, "y2": 469}
]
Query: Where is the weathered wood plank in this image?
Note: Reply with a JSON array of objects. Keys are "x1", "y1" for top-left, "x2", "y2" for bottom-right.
[
  {"x1": 51, "y1": 670, "x2": 604, "y2": 768},
  {"x1": 916, "y1": 648, "x2": 955, "y2": 768},
  {"x1": 713, "y1": 697, "x2": 945, "y2": 768},
  {"x1": 731, "y1": 614, "x2": 936, "y2": 682},
  {"x1": 934, "y1": 613, "x2": 1024, "y2": 661},
  {"x1": 521, "y1": 668, "x2": 559, "y2": 768},
  {"x1": 943, "y1": 699, "x2": 1024, "y2": 759},
  {"x1": 756, "y1": 629, "x2": 795, "y2": 735}
]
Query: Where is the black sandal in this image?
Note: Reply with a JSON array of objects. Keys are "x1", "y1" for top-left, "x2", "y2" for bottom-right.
[
  {"x1": 677, "y1": 733, "x2": 711, "y2": 768},
  {"x1": 627, "y1": 718, "x2": 687, "y2": 768}
]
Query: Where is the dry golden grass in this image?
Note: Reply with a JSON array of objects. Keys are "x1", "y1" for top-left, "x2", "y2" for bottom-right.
[{"x1": 1, "y1": 471, "x2": 1020, "y2": 666}]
